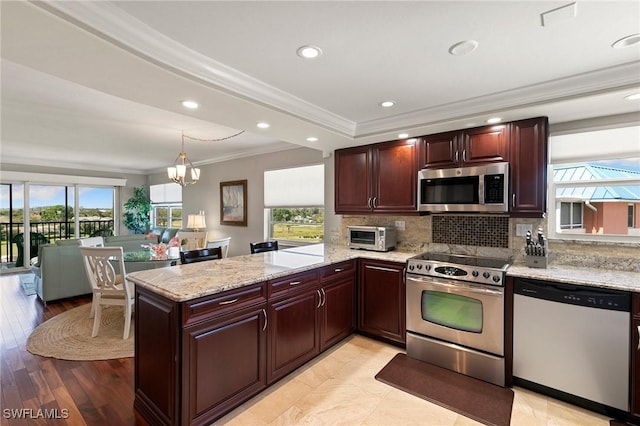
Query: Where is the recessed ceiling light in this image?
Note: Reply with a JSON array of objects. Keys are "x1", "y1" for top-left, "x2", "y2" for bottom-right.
[
  {"x1": 306, "y1": 137, "x2": 318, "y2": 142},
  {"x1": 487, "y1": 117, "x2": 502, "y2": 124},
  {"x1": 379, "y1": 101, "x2": 395, "y2": 108},
  {"x1": 297, "y1": 45, "x2": 322, "y2": 59},
  {"x1": 625, "y1": 93, "x2": 640, "y2": 101},
  {"x1": 256, "y1": 122, "x2": 270, "y2": 129},
  {"x1": 612, "y1": 34, "x2": 640, "y2": 49},
  {"x1": 448, "y1": 40, "x2": 479, "y2": 56},
  {"x1": 181, "y1": 100, "x2": 199, "y2": 109},
  {"x1": 398, "y1": 133, "x2": 409, "y2": 139}
]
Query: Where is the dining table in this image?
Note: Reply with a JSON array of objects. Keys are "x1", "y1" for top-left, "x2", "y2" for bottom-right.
[{"x1": 122, "y1": 248, "x2": 181, "y2": 272}]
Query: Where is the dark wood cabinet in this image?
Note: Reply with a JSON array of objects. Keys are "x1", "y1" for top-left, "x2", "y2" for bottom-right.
[
  {"x1": 182, "y1": 304, "x2": 267, "y2": 425},
  {"x1": 509, "y1": 117, "x2": 548, "y2": 216},
  {"x1": 319, "y1": 260, "x2": 356, "y2": 351},
  {"x1": 268, "y1": 288, "x2": 321, "y2": 384},
  {"x1": 631, "y1": 293, "x2": 640, "y2": 418},
  {"x1": 268, "y1": 263, "x2": 357, "y2": 382},
  {"x1": 335, "y1": 139, "x2": 419, "y2": 214},
  {"x1": 422, "y1": 125, "x2": 509, "y2": 169},
  {"x1": 135, "y1": 283, "x2": 268, "y2": 426},
  {"x1": 358, "y1": 259, "x2": 406, "y2": 346}
]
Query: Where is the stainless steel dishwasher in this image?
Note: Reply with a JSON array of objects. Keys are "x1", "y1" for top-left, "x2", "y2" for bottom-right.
[{"x1": 513, "y1": 278, "x2": 630, "y2": 412}]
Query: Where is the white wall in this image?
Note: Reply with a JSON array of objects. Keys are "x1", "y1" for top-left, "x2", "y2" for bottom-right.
[{"x1": 149, "y1": 147, "x2": 339, "y2": 257}]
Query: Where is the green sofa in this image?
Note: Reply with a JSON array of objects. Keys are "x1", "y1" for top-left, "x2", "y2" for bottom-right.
[{"x1": 30, "y1": 235, "x2": 157, "y2": 304}]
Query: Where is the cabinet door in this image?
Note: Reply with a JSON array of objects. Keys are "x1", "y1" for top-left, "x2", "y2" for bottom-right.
[
  {"x1": 320, "y1": 277, "x2": 355, "y2": 351},
  {"x1": 461, "y1": 125, "x2": 509, "y2": 165},
  {"x1": 510, "y1": 117, "x2": 548, "y2": 215},
  {"x1": 268, "y1": 290, "x2": 320, "y2": 384},
  {"x1": 335, "y1": 146, "x2": 373, "y2": 213},
  {"x1": 372, "y1": 139, "x2": 420, "y2": 213},
  {"x1": 422, "y1": 131, "x2": 459, "y2": 169},
  {"x1": 182, "y1": 305, "x2": 267, "y2": 425},
  {"x1": 358, "y1": 260, "x2": 406, "y2": 345}
]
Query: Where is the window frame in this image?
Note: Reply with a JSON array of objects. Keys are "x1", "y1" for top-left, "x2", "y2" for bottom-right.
[
  {"x1": 264, "y1": 207, "x2": 325, "y2": 246},
  {"x1": 548, "y1": 165, "x2": 640, "y2": 243}
]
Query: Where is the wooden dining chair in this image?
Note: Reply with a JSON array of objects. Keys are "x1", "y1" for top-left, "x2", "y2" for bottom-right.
[
  {"x1": 179, "y1": 247, "x2": 223, "y2": 264},
  {"x1": 206, "y1": 237, "x2": 231, "y2": 258},
  {"x1": 79, "y1": 246, "x2": 134, "y2": 339},
  {"x1": 249, "y1": 240, "x2": 279, "y2": 254}
]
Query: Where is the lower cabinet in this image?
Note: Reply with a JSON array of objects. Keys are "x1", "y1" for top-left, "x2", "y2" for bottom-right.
[
  {"x1": 358, "y1": 259, "x2": 406, "y2": 346},
  {"x1": 268, "y1": 288, "x2": 321, "y2": 384},
  {"x1": 135, "y1": 283, "x2": 269, "y2": 426},
  {"x1": 134, "y1": 260, "x2": 357, "y2": 425},
  {"x1": 182, "y1": 304, "x2": 267, "y2": 425},
  {"x1": 267, "y1": 261, "x2": 356, "y2": 383}
]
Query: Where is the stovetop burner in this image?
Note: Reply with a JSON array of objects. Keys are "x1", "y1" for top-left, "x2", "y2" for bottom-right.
[{"x1": 406, "y1": 252, "x2": 511, "y2": 286}]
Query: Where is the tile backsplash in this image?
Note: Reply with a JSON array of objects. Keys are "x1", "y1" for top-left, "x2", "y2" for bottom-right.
[
  {"x1": 431, "y1": 215, "x2": 509, "y2": 248},
  {"x1": 338, "y1": 214, "x2": 639, "y2": 272}
]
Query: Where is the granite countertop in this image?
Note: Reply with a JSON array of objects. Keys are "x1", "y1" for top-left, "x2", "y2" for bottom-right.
[
  {"x1": 506, "y1": 265, "x2": 640, "y2": 293},
  {"x1": 126, "y1": 243, "x2": 414, "y2": 302},
  {"x1": 127, "y1": 243, "x2": 640, "y2": 302}
]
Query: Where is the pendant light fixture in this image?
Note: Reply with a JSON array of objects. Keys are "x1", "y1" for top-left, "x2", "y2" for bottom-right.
[
  {"x1": 168, "y1": 132, "x2": 200, "y2": 186},
  {"x1": 167, "y1": 130, "x2": 245, "y2": 186}
]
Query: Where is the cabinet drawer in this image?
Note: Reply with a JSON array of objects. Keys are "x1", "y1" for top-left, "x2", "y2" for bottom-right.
[
  {"x1": 269, "y1": 270, "x2": 319, "y2": 297},
  {"x1": 183, "y1": 283, "x2": 267, "y2": 326},
  {"x1": 319, "y1": 260, "x2": 356, "y2": 283}
]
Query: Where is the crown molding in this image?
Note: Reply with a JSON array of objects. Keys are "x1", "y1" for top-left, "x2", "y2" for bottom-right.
[
  {"x1": 355, "y1": 61, "x2": 640, "y2": 136},
  {"x1": 35, "y1": 1, "x2": 356, "y2": 136}
]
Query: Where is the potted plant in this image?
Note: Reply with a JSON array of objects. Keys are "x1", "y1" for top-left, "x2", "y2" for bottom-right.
[{"x1": 123, "y1": 186, "x2": 151, "y2": 234}]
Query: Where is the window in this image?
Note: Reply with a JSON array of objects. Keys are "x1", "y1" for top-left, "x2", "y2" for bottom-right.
[
  {"x1": 264, "y1": 164, "x2": 324, "y2": 244},
  {"x1": 548, "y1": 124, "x2": 640, "y2": 241},
  {"x1": 150, "y1": 183, "x2": 182, "y2": 228},
  {"x1": 559, "y1": 202, "x2": 583, "y2": 230}
]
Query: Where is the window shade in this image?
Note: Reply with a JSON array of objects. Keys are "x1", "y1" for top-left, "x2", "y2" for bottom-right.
[
  {"x1": 264, "y1": 164, "x2": 324, "y2": 207},
  {"x1": 150, "y1": 183, "x2": 182, "y2": 203},
  {"x1": 550, "y1": 125, "x2": 640, "y2": 164}
]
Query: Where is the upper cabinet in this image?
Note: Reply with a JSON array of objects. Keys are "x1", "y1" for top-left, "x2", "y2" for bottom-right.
[
  {"x1": 335, "y1": 139, "x2": 419, "y2": 214},
  {"x1": 509, "y1": 117, "x2": 549, "y2": 216},
  {"x1": 421, "y1": 125, "x2": 509, "y2": 169},
  {"x1": 334, "y1": 117, "x2": 548, "y2": 217}
]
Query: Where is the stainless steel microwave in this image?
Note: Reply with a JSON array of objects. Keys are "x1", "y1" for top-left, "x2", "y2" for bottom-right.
[
  {"x1": 347, "y1": 226, "x2": 397, "y2": 252},
  {"x1": 418, "y1": 162, "x2": 509, "y2": 213}
]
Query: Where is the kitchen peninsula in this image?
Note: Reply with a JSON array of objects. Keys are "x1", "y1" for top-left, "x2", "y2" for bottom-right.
[{"x1": 127, "y1": 244, "x2": 640, "y2": 426}]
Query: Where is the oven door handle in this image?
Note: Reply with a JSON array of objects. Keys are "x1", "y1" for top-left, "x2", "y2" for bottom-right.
[{"x1": 406, "y1": 275, "x2": 503, "y2": 296}]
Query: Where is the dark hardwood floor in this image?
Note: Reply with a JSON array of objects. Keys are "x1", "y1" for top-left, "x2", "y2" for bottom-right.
[{"x1": 0, "y1": 273, "x2": 143, "y2": 426}]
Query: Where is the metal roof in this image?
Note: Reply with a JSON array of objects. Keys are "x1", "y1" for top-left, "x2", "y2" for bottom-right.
[{"x1": 554, "y1": 164, "x2": 640, "y2": 201}]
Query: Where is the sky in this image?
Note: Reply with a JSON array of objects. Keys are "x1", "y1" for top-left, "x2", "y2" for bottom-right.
[{"x1": 0, "y1": 185, "x2": 114, "y2": 209}]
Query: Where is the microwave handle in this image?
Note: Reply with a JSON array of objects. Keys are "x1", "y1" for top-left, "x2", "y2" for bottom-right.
[{"x1": 478, "y1": 176, "x2": 485, "y2": 205}]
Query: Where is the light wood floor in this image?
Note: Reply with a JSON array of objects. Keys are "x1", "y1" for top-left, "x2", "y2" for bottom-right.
[{"x1": 1, "y1": 273, "x2": 613, "y2": 425}]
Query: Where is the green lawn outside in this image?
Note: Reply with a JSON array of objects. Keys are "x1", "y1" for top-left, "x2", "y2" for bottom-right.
[{"x1": 272, "y1": 223, "x2": 323, "y2": 242}]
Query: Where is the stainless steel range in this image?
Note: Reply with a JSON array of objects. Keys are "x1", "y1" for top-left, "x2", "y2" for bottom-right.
[{"x1": 405, "y1": 252, "x2": 510, "y2": 386}]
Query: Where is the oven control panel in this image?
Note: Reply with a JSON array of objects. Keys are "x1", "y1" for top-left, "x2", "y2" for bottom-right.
[{"x1": 406, "y1": 256, "x2": 508, "y2": 287}]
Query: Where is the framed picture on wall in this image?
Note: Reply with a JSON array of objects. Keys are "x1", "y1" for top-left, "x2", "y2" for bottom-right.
[{"x1": 220, "y1": 179, "x2": 247, "y2": 226}]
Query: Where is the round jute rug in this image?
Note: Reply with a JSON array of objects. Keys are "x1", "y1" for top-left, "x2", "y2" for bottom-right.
[{"x1": 27, "y1": 303, "x2": 134, "y2": 361}]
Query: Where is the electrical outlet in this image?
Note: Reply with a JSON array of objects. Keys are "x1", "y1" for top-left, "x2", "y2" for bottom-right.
[
  {"x1": 516, "y1": 223, "x2": 533, "y2": 237},
  {"x1": 395, "y1": 220, "x2": 405, "y2": 231}
]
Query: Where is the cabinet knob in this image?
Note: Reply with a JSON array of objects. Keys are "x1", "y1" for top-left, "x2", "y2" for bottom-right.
[
  {"x1": 219, "y1": 298, "x2": 239, "y2": 305},
  {"x1": 289, "y1": 281, "x2": 302, "y2": 286}
]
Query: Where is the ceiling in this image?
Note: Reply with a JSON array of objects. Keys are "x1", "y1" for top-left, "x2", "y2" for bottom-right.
[{"x1": 1, "y1": 1, "x2": 639, "y2": 175}]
